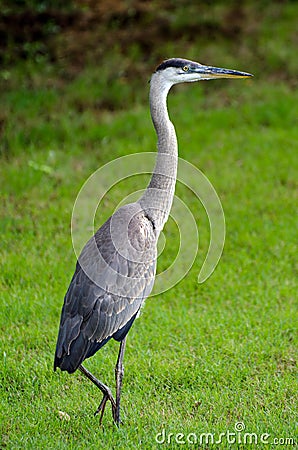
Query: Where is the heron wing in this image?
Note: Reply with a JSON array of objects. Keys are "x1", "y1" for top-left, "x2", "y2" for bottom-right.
[{"x1": 54, "y1": 203, "x2": 156, "y2": 372}]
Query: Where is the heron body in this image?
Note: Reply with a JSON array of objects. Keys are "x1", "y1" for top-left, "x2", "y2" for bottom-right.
[
  {"x1": 54, "y1": 58, "x2": 252, "y2": 425},
  {"x1": 54, "y1": 203, "x2": 157, "y2": 373}
]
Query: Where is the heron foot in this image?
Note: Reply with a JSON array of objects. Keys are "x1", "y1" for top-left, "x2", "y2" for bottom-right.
[
  {"x1": 79, "y1": 365, "x2": 119, "y2": 426},
  {"x1": 94, "y1": 390, "x2": 117, "y2": 425}
]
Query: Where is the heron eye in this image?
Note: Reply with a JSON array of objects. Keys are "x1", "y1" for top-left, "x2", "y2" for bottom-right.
[{"x1": 182, "y1": 66, "x2": 189, "y2": 72}]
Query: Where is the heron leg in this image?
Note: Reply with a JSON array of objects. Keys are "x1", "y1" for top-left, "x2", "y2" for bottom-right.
[
  {"x1": 115, "y1": 337, "x2": 127, "y2": 425},
  {"x1": 78, "y1": 364, "x2": 116, "y2": 425}
]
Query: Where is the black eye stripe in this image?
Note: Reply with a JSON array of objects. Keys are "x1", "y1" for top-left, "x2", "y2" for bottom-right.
[{"x1": 155, "y1": 58, "x2": 194, "y2": 72}]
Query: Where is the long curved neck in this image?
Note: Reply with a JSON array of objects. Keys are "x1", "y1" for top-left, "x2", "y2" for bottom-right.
[{"x1": 139, "y1": 73, "x2": 178, "y2": 234}]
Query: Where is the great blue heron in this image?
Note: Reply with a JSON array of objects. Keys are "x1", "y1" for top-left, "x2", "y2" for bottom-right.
[{"x1": 54, "y1": 58, "x2": 252, "y2": 426}]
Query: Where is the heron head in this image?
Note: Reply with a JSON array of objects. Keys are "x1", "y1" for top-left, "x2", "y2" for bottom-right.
[{"x1": 155, "y1": 58, "x2": 253, "y2": 85}]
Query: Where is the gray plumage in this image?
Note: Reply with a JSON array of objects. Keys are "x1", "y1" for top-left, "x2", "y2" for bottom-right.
[
  {"x1": 54, "y1": 58, "x2": 252, "y2": 425},
  {"x1": 54, "y1": 204, "x2": 156, "y2": 373}
]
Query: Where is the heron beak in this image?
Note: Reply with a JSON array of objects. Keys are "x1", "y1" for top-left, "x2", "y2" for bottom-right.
[{"x1": 195, "y1": 65, "x2": 253, "y2": 79}]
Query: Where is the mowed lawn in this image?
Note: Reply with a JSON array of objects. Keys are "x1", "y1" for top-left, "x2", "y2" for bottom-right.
[{"x1": 0, "y1": 73, "x2": 297, "y2": 449}]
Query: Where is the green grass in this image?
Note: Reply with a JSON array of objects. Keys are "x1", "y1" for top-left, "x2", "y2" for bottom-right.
[{"x1": 1, "y1": 76, "x2": 297, "y2": 448}]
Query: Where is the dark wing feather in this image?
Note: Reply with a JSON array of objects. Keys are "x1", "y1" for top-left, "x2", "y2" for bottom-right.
[{"x1": 54, "y1": 203, "x2": 157, "y2": 373}]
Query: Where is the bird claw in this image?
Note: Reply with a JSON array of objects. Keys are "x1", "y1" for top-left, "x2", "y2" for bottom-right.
[{"x1": 94, "y1": 392, "x2": 117, "y2": 425}]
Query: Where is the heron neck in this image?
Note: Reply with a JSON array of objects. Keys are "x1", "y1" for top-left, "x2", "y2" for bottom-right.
[{"x1": 139, "y1": 73, "x2": 178, "y2": 233}]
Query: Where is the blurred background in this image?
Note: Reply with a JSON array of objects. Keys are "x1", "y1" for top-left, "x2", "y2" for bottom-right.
[{"x1": 1, "y1": 0, "x2": 297, "y2": 115}]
